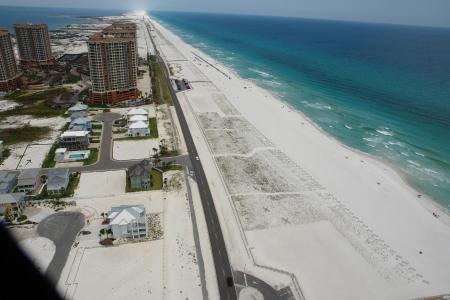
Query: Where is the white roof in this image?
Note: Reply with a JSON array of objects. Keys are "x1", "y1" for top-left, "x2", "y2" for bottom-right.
[
  {"x1": 61, "y1": 130, "x2": 89, "y2": 137},
  {"x1": 129, "y1": 115, "x2": 148, "y2": 122},
  {"x1": 129, "y1": 121, "x2": 148, "y2": 129},
  {"x1": 109, "y1": 206, "x2": 144, "y2": 225},
  {"x1": 55, "y1": 148, "x2": 67, "y2": 153},
  {"x1": 68, "y1": 102, "x2": 88, "y2": 112},
  {"x1": 127, "y1": 108, "x2": 148, "y2": 116}
]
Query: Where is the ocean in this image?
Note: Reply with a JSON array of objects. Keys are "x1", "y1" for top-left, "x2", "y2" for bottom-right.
[
  {"x1": 0, "y1": 7, "x2": 449, "y2": 209},
  {"x1": 148, "y1": 12, "x2": 450, "y2": 209},
  {"x1": 0, "y1": 6, "x2": 125, "y2": 31}
]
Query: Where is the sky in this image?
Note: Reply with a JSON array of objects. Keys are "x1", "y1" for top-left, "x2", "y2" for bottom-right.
[{"x1": 1, "y1": 0, "x2": 450, "y2": 28}]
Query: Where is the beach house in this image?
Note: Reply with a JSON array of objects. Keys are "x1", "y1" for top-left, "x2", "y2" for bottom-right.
[
  {"x1": 108, "y1": 205, "x2": 148, "y2": 240},
  {"x1": 68, "y1": 102, "x2": 88, "y2": 120},
  {"x1": 126, "y1": 107, "x2": 148, "y2": 121},
  {"x1": 0, "y1": 193, "x2": 26, "y2": 220},
  {"x1": 17, "y1": 168, "x2": 41, "y2": 193},
  {"x1": 47, "y1": 168, "x2": 70, "y2": 195},
  {"x1": 0, "y1": 170, "x2": 18, "y2": 194},
  {"x1": 69, "y1": 117, "x2": 92, "y2": 131},
  {"x1": 59, "y1": 130, "x2": 90, "y2": 150},
  {"x1": 128, "y1": 160, "x2": 151, "y2": 190},
  {"x1": 128, "y1": 121, "x2": 149, "y2": 137}
]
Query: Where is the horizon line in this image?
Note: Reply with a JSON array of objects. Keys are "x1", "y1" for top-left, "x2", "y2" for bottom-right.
[{"x1": 1, "y1": 4, "x2": 450, "y2": 30}]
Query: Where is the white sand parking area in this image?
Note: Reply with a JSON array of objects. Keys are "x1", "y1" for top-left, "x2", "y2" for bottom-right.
[
  {"x1": 74, "y1": 170, "x2": 126, "y2": 198},
  {"x1": 66, "y1": 241, "x2": 163, "y2": 300}
]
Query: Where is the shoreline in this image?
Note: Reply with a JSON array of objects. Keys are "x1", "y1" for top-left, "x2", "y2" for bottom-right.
[{"x1": 152, "y1": 17, "x2": 450, "y2": 223}]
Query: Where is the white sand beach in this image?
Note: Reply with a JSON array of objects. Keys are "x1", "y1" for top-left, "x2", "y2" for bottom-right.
[{"x1": 147, "y1": 15, "x2": 450, "y2": 299}]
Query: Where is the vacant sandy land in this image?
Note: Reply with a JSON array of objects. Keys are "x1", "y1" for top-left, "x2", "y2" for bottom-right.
[
  {"x1": 19, "y1": 237, "x2": 56, "y2": 274},
  {"x1": 74, "y1": 170, "x2": 126, "y2": 198},
  {"x1": 70, "y1": 241, "x2": 163, "y2": 300},
  {"x1": 113, "y1": 138, "x2": 159, "y2": 160}
]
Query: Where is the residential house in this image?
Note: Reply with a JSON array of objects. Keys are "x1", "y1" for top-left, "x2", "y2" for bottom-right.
[
  {"x1": 128, "y1": 160, "x2": 151, "y2": 190},
  {"x1": 0, "y1": 193, "x2": 26, "y2": 220},
  {"x1": 128, "y1": 121, "x2": 149, "y2": 137},
  {"x1": 68, "y1": 102, "x2": 88, "y2": 120},
  {"x1": 108, "y1": 205, "x2": 148, "y2": 239},
  {"x1": 0, "y1": 170, "x2": 18, "y2": 194},
  {"x1": 59, "y1": 131, "x2": 90, "y2": 150},
  {"x1": 126, "y1": 107, "x2": 148, "y2": 121},
  {"x1": 47, "y1": 168, "x2": 70, "y2": 195},
  {"x1": 17, "y1": 168, "x2": 41, "y2": 193},
  {"x1": 69, "y1": 117, "x2": 92, "y2": 131}
]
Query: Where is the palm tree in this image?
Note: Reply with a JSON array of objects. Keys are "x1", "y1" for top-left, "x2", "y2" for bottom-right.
[{"x1": 100, "y1": 228, "x2": 106, "y2": 239}]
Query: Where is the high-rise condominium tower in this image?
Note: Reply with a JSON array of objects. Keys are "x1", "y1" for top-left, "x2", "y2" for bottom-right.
[
  {"x1": 88, "y1": 23, "x2": 138, "y2": 104},
  {"x1": 0, "y1": 28, "x2": 20, "y2": 92},
  {"x1": 14, "y1": 23, "x2": 53, "y2": 67}
]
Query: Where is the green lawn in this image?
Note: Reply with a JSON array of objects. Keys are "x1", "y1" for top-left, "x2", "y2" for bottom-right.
[
  {"x1": 0, "y1": 126, "x2": 52, "y2": 145},
  {"x1": 150, "y1": 169, "x2": 163, "y2": 190},
  {"x1": 41, "y1": 143, "x2": 59, "y2": 168},
  {"x1": 83, "y1": 148, "x2": 99, "y2": 166},
  {"x1": 91, "y1": 123, "x2": 103, "y2": 130},
  {"x1": 91, "y1": 131, "x2": 101, "y2": 136},
  {"x1": 149, "y1": 117, "x2": 159, "y2": 138}
]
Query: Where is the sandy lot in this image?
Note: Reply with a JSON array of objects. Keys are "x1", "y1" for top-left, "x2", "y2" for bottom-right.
[
  {"x1": 64, "y1": 241, "x2": 163, "y2": 300},
  {"x1": 19, "y1": 237, "x2": 56, "y2": 274},
  {"x1": 74, "y1": 170, "x2": 126, "y2": 198}
]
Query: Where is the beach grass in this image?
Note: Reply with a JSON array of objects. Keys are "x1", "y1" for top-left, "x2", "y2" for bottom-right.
[
  {"x1": 0, "y1": 125, "x2": 52, "y2": 145},
  {"x1": 2, "y1": 88, "x2": 68, "y2": 118},
  {"x1": 149, "y1": 55, "x2": 173, "y2": 105}
]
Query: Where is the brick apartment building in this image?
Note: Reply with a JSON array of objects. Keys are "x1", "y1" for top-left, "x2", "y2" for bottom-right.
[
  {"x1": 88, "y1": 23, "x2": 138, "y2": 105},
  {"x1": 14, "y1": 23, "x2": 54, "y2": 67},
  {"x1": 0, "y1": 28, "x2": 20, "y2": 92}
]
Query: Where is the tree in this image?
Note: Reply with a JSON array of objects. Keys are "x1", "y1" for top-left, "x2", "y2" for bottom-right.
[
  {"x1": 99, "y1": 228, "x2": 106, "y2": 238},
  {"x1": 106, "y1": 228, "x2": 113, "y2": 239}
]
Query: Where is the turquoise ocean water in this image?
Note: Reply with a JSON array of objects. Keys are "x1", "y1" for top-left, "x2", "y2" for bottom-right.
[
  {"x1": 148, "y1": 12, "x2": 450, "y2": 210},
  {"x1": 0, "y1": 6, "x2": 449, "y2": 209}
]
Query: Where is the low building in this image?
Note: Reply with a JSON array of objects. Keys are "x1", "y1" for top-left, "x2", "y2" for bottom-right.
[
  {"x1": 0, "y1": 170, "x2": 18, "y2": 194},
  {"x1": 128, "y1": 160, "x2": 151, "y2": 190},
  {"x1": 59, "y1": 131, "x2": 90, "y2": 150},
  {"x1": 128, "y1": 121, "x2": 149, "y2": 137},
  {"x1": 54, "y1": 148, "x2": 90, "y2": 163},
  {"x1": 108, "y1": 205, "x2": 148, "y2": 240},
  {"x1": 17, "y1": 168, "x2": 41, "y2": 193},
  {"x1": 0, "y1": 193, "x2": 26, "y2": 220},
  {"x1": 126, "y1": 107, "x2": 148, "y2": 120},
  {"x1": 47, "y1": 168, "x2": 70, "y2": 195},
  {"x1": 68, "y1": 102, "x2": 88, "y2": 120},
  {"x1": 69, "y1": 117, "x2": 92, "y2": 131}
]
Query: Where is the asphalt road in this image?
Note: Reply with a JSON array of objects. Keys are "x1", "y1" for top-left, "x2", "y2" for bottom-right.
[
  {"x1": 147, "y1": 21, "x2": 238, "y2": 300},
  {"x1": 37, "y1": 211, "x2": 85, "y2": 284}
]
